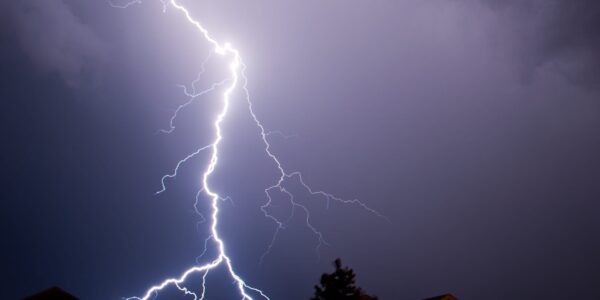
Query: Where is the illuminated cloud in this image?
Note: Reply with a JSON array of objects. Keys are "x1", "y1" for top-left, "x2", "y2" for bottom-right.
[
  {"x1": 477, "y1": 0, "x2": 600, "y2": 89},
  {"x1": 1, "y1": 0, "x2": 107, "y2": 88}
]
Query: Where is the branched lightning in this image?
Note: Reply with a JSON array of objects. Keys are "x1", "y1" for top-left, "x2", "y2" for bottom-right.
[{"x1": 111, "y1": 0, "x2": 386, "y2": 299}]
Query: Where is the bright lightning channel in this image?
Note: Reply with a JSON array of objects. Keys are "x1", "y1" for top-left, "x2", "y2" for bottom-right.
[{"x1": 111, "y1": 1, "x2": 386, "y2": 299}]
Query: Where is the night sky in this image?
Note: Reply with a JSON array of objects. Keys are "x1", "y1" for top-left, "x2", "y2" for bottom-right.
[{"x1": 1, "y1": 1, "x2": 600, "y2": 299}]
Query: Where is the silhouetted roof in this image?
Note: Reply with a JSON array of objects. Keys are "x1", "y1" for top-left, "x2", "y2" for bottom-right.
[
  {"x1": 423, "y1": 293, "x2": 459, "y2": 300},
  {"x1": 22, "y1": 286, "x2": 79, "y2": 300}
]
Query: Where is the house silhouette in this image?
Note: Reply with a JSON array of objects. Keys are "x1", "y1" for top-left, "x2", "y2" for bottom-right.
[
  {"x1": 423, "y1": 293, "x2": 459, "y2": 300},
  {"x1": 22, "y1": 286, "x2": 79, "y2": 300}
]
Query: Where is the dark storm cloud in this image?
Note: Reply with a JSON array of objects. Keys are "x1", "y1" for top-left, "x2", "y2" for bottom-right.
[
  {"x1": 478, "y1": 0, "x2": 600, "y2": 89},
  {"x1": 0, "y1": 0, "x2": 107, "y2": 88}
]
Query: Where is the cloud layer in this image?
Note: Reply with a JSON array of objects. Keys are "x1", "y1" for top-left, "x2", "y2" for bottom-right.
[
  {"x1": 1, "y1": 1, "x2": 107, "y2": 88},
  {"x1": 480, "y1": 0, "x2": 600, "y2": 89}
]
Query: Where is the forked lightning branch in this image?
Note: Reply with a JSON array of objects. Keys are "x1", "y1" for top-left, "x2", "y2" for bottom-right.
[{"x1": 110, "y1": 1, "x2": 385, "y2": 299}]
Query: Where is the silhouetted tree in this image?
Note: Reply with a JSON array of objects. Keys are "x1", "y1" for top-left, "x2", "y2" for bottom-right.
[{"x1": 311, "y1": 258, "x2": 378, "y2": 300}]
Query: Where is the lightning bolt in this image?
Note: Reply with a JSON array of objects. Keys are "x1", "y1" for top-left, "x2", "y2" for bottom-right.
[{"x1": 110, "y1": 1, "x2": 387, "y2": 299}]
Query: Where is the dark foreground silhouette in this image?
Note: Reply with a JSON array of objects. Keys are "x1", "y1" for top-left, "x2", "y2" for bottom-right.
[
  {"x1": 423, "y1": 294, "x2": 459, "y2": 300},
  {"x1": 311, "y1": 258, "x2": 459, "y2": 300},
  {"x1": 23, "y1": 262, "x2": 457, "y2": 300},
  {"x1": 311, "y1": 258, "x2": 378, "y2": 300},
  {"x1": 22, "y1": 286, "x2": 79, "y2": 300}
]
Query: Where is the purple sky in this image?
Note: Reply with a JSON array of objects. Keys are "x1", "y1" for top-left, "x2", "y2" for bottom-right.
[{"x1": 1, "y1": 1, "x2": 599, "y2": 299}]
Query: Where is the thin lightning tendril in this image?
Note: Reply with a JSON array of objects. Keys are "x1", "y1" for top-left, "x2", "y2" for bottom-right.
[{"x1": 112, "y1": 0, "x2": 386, "y2": 299}]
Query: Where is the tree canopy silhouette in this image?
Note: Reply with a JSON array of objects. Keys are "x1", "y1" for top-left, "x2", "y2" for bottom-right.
[{"x1": 311, "y1": 258, "x2": 378, "y2": 300}]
